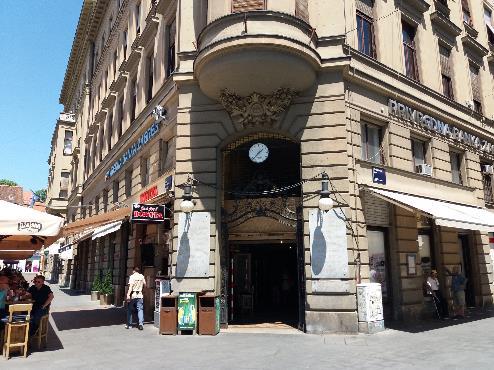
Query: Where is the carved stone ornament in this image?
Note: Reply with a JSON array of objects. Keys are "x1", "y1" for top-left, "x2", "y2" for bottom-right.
[{"x1": 219, "y1": 88, "x2": 297, "y2": 128}]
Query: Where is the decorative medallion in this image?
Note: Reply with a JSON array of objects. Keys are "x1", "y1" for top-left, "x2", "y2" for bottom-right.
[{"x1": 219, "y1": 88, "x2": 297, "y2": 128}]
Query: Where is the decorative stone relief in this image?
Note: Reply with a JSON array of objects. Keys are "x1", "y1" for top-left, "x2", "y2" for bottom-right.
[{"x1": 219, "y1": 88, "x2": 297, "y2": 128}]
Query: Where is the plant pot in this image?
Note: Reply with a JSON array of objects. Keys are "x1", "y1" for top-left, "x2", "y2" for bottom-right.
[
  {"x1": 91, "y1": 291, "x2": 100, "y2": 301},
  {"x1": 100, "y1": 293, "x2": 114, "y2": 306}
]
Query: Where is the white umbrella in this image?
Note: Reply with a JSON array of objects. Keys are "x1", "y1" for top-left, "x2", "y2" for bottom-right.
[{"x1": 0, "y1": 200, "x2": 64, "y2": 258}]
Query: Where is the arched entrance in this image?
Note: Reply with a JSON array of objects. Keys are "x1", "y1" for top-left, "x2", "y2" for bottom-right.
[{"x1": 220, "y1": 132, "x2": 305, "y2": 329}]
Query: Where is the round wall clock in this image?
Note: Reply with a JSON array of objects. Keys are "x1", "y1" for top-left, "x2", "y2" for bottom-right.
[{"x1": 248, "y1": 143, "x2": 269, "y2": 163}]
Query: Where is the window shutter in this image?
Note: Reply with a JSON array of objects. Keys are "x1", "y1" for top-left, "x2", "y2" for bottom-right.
[
  {"x1": 232, "y1": 0, "x2": 265, "y2": 13},
  {"x1": 439, "y1": 46, "x2": 451, "y2": 77},
  {"x1": 356, "y1": 0, "x2": 374, "y2": 19},
  {"x1": 470, "y1": 65, "x2": 481, "y2": 100},
  {"x1": 363, "y1": 192, "x2": 389, "y2": 227},
  {"x1": 295, "y1": 0, "x2": 309, "y2": 23}
]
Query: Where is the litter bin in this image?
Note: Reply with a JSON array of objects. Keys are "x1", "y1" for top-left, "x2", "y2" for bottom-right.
[
  {"x1": 159, "y1": 295, "x2": 177, "y2": 335},
  {"x1": 198, "y1": 295, "x2": 220, "y2": 335}
]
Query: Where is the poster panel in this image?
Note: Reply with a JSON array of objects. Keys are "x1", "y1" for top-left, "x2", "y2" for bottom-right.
[{"x1": 177, "y1": 293, "x2": 196, "y2": 330}]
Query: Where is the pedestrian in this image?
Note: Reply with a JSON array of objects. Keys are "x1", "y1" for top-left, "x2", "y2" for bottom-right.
[
  {"x1": 126, "y1": 266, "x2": 146, "y2": 330},
  {"x1": 449, "y1": 265, "x2": 467, "y2": 319},
  {"x1": 426, "y1": 270, "x2": 448, "y2": 319},
  {"x1": 23, "y1": 275, "x2": 54, "y2": 335}
]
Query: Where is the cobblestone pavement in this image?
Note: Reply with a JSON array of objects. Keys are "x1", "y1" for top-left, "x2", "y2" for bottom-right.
[{"x1": 4, "y1": 283, "x2": 494, "y2": 369}]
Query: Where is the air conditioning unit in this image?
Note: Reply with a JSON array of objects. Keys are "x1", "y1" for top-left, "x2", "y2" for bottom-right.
[
  {"x1": 416, "y1": 164, "x2": 433, "y2": 176},
  {"x1": 465, "y1": 100, "x2": 474, "y2": 110},
  {"x1": 481, "y1": 164, "x2": 494, "y2": 175}
]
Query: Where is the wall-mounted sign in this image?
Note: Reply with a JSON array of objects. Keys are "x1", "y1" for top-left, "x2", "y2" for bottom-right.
[
  {"x1": 165, "y1": 175, "x2": 173, "y2": 191},
  {"x1": 131, "y1": 203, "x2": 166, "y2": 223},
  {"x1": 140, "y1": 186, "x2": 158, "y2": 203},
  {"x1": 106, "y1": 122, "x2": 160, "y2": 178},
  {"x1": 372, "y1": 167, "x2": 386, "y2": 185},
  {"x1": 389, "y1": 99, "x2": 494, "y2": 154}
]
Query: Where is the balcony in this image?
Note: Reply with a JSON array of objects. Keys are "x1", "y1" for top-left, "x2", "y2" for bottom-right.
[{"x1": 195, "y1": 11, "x2": 319, "y2": 100}]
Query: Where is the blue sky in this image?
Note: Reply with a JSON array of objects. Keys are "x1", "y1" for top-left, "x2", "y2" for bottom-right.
[{"x1": 0, "y1": 1, "x2": 82, "y2": 191}]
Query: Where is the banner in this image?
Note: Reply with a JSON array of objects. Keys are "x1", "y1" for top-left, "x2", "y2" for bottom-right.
[{"x1": 131, "y1": 203, "x2": 166, "y2": 223}]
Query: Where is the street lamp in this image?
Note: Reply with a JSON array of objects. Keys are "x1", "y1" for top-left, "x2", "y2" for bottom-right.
[
  {"x1": 180, "y1": 182, "x2": 195, "y2": 213},
  {"x1": 318, "y1": 172, "x2": 334, "y2": 212}
]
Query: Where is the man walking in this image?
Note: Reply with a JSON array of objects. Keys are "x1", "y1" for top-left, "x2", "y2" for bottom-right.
[{"x1": 126, "y1": 266, "x2": 146, "y2": 330}]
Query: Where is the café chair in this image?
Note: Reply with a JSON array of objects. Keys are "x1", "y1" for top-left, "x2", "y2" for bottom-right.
[
  {"x1": 2, "y1": 303, "x2": 32, "y2": 359},
  {"x1": 31, "y1": 313, "x2": 49, "y2": 350}
]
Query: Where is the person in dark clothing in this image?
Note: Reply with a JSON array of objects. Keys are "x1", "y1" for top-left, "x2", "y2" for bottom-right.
[{"x1": 23, "y1": 275, "x2": 54, "y2": 335}]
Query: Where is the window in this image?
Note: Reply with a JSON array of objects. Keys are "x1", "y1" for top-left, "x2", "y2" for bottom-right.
[
  {"x1": 104, "y1": 70, "x2": 108, "y2": 92},
  {"x1": 113, "y1": 50, "x2": 118, "y2": 78},
  {"x1": 135, "y1": 2, "x2": 141, "y2": 34},
  {"x1": 481, "y1": 162, "x2": 494, "y2": 204},
  {"x1": 123, "y1": 29, "x2": 128, "y2": 60},
  {"x1": 367, "y1": 229, "x2": 389, "y2": 299},
  {"x1": 117, "y1": 97, "x2": 124, "y2": 138},
  {"x1": 130, "y1": 78, "x2": 137, "y2": 122},
  {"x1": 125, "y1": 169, "x2": 132, "y2": 197},
  {"x1": 439, "y1": 46, "x2": 454, "y2": 99},
  {"x1": 411, "y1": 138, "x2": 427, "y2": 171},
  {"x1": 469, "y1": 64, "x2": 482, "y2": 114},
  {"x1": 113, "y1": 180, "x2": 119, "y2": 203},
  {"x1": 63, "y1": 130, "x2": 73, "y2": 155},
  {"x1": 59, "y1": 171, "x2": 70, "y2": 198},
  {"x1": 232, "y1": 0, "x2": 265, "y2": 12},
  {"x1": 146, "y1": 54, "x2": 154, "y2": 103},
  {"x1": 402, "y1": 22, "x2": 419, "y2": 81},
  {"x1": 485, "y1": 7, "x2": 494, "y2": 44},
  {"x1": 356, "y1": 0, "x2": 375, "y2": 57},
  {"x1": 103, "y1": 189, "x2": 109, "y2": 213},
  {"x1": 166, "y1": 19, "x2": 176, "y2": 78},
  {"x1": 95, "y1": 195, "x2": 100, "y2": 214},
  {"x1": 107, "y1": 113, "x2": 113, "y2": 151},
  {"x1": 89, "y1": 203, "x2": 93, "y2": 217},
  {"x1": 99, "y1": 124, "x2": 105, "y2": 161},
  {"x1": 462, "y1": 0, "x2": 472, "y2": 26},
  {"x1": 91, "y1": 138, "x2": 97, "y2": 170},
  {"x1": 361, "y1": 122, "x2": 383, "y2": 164},
  {"x1": 159, "y1": 139, "x2": 168, "y2": 175},
  {"x1": 141, "y1": 156, "x2": 150, "y2": 187},
  {"x1": 450, "y1": 151, "x2": 463, "y2": 185}
]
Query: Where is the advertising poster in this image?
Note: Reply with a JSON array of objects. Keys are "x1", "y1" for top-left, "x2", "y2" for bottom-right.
[{"x1": 178, "y1": 293, "x2": 196, "y2": 330}]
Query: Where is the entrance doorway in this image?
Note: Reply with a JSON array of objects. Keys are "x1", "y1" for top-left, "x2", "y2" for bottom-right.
[
  {"x1": 458, "y1": 234, "x2": 476, "y2": 307},
  {"x1": 229, "y1": 242, "x2": 299, "y2": 327}
]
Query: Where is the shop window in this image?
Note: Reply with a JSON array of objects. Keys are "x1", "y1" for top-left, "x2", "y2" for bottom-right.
[
  {"x1": 159, "y1": 139, "x2": 168, "y2": 175},
  {"x1": 113, "y1": 180, "x2": 119, "y2": 204},
  {"x1": 232, "y1": 0, "x2": 265, "y2": 13},
  {"x1": 450, "y1": 151, "x2": 463, "y2": 185},
  {"x1": 356, "y1": 0, "x2": 375, "y2": 58},
  {"x1": 361, "y1": 121, "x2": 384, "y2": 164},
  {"x1": 117, "y1": 97, "x2": 124, "y2": 138},
  {"x1": 103, "y1": 189, "x2": 109, "y2": 213},
  {"x1": 402, "y1": 21, "x2": 419, "y2": 81},
  {"x1": 368, "y1": 229, "x2": 389, "y2": 299},
  {"x1": 146, "y1": 54, "x2": 154, "y2": 103},
  {"x1": 439, "y1": 45, "x2": 454, "y2": 100},
  {"x1": 63, "y1": 130, "x2": 73, "y2": 155},
  {"x1": 166, "y1": 18, "x2": 176, "y2": 78},
  {"x1": 95, "y1": 195, "x2": 100, "y2": 214}
]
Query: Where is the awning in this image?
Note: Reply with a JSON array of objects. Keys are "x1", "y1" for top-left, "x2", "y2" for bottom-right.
[
  {"x1": 62, "y1": 207, "x2": 130, "y2": 237},
  {"x1": 92, "y1": 221, "x2": 123, "y2": 240},
  {"x1": 365, "y1": 187, "x2": 494, "y2": 232}
]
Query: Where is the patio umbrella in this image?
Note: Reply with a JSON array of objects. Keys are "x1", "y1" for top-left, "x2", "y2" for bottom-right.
[{"x1": 0, "y1": 200, "x2": 64, "y2": 258}]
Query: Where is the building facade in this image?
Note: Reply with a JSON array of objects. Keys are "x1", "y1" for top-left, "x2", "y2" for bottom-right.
[{"x1": 55, "y1": 0, "x2": 494, "y2": 333}]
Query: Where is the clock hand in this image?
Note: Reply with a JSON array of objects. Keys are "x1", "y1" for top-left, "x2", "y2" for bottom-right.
[{"x1": 253, "y1": 149, "x2": 264, "y2": 160}]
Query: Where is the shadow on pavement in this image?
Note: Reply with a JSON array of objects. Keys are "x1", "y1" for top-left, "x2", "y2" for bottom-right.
[
  {"x1": 51, "y1": 307, "x2": 126, "y2": 331},
  {"x1": 58, "y1": 288, "x2": 90, "y2": 297},
  {"x1": 386, "y1": 307, "x2": 494, "y2": 333}
]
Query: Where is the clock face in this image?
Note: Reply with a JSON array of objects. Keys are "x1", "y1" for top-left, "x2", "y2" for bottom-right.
[{"x1": 249, "y1": 143, "x2": 269, "y2": 163}]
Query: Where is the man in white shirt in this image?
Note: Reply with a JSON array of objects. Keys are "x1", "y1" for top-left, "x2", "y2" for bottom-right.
[
  {"x1": 426, "y1": 270, "x2": 448, "y2": 319},
  {"x1": 126, "y1": 266, "x2": 146, "y2": 330}
]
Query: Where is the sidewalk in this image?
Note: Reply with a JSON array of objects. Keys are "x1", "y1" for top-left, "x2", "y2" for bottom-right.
[{"x1": 5, "y1": 283, "x2": 494, "y2": 369}]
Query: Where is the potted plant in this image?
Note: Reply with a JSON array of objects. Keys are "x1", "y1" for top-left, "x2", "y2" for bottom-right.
[
  {"x1": 99, "y1": 270, "x2": 114, "y2": 306},
  {"x1": 91, "y1": 275, "x2": 102, "y2": 301}
]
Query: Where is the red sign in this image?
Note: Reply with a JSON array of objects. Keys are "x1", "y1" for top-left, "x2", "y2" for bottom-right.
[{"x1": 140, "y1": 186, "x2": 158, "y2": 203}]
